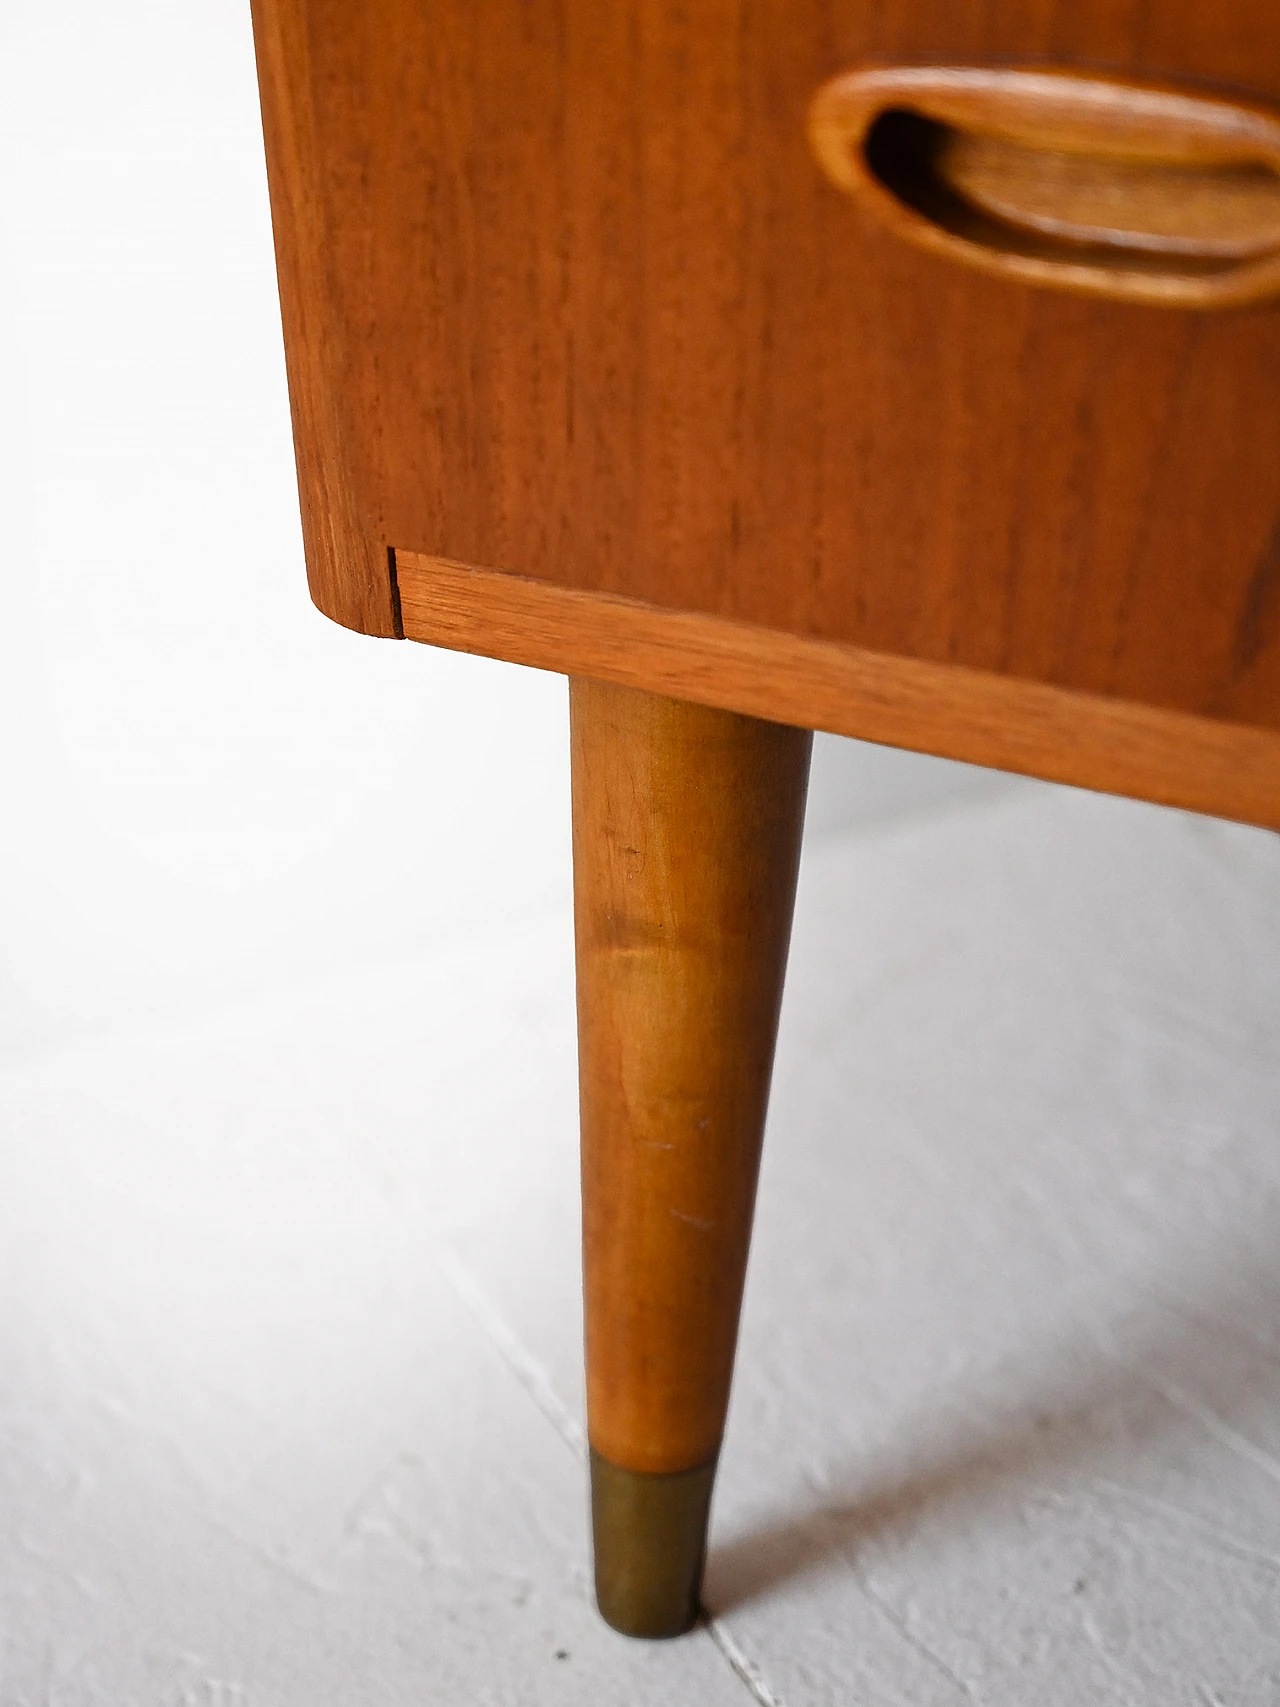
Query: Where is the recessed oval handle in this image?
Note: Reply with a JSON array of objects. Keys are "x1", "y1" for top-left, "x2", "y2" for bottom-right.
[{"x1": 807, "y1": 66, "x2": 1280, "y2": 309}]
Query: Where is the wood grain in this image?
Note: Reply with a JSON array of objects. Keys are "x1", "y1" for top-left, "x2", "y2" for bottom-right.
[
  {"x1": 943, "y1": 140, "x2": 1280, "y2": 261},
  {"x1": 572, "y1": 679, "x2": 811, "y2": 1474},
  {"x1": 399, "y1": 551, "x2": 1280, "y2": 831},
  {"x1": 249, "y1": 0, "x2": 398, "y2": 636},
  {"x1": 809, "y1": 65, "x2": 1280, "y2": 307},
  {"x1": 250, "y1": 0, "x2": 1280, "y2": 751}
]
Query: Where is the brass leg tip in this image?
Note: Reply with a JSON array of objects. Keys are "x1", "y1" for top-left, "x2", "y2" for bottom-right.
[{"x1": 589, "y1": 1449, "x2": 718, "y2": 1639}]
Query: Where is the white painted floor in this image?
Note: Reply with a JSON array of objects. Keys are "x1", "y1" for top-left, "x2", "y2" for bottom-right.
[{"x1": 3, "y1": 784, "x2": 1279, "y2": 1706}]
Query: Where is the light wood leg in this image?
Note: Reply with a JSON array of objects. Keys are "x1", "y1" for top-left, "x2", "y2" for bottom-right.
[{"x1": 569, "y1": 678, "x2": 811, "y2": 1636}]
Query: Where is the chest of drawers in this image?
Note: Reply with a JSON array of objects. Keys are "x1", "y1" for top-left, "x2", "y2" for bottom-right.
[{"x1": 251, "y1": 0, "x2": 1280, "y2": 1636}]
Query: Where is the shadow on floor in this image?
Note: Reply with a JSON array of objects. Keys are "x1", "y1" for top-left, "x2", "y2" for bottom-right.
[{"x1": 703, "y1": 1193, "x2": 1280, "y2": 1616}]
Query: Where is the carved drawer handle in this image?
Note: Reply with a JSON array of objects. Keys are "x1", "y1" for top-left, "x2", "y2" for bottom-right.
[{"x1": 807, "y1": 65, "x2": 1280, "y2": 308}]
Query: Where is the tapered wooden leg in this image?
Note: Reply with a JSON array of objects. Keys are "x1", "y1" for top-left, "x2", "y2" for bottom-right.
[{"x1": 570, "y1": 678, "x2": 812, "y2": 1637}]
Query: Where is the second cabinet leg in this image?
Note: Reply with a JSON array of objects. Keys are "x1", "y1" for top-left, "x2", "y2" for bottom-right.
[{"x1": 569, "y1": 678, "x2": 811, "y2": 1637}]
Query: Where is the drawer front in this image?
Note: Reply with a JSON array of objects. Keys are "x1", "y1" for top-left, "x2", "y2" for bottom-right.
[{"x1": 256, "y1": 0, "x2": 1280, "y2": 733}]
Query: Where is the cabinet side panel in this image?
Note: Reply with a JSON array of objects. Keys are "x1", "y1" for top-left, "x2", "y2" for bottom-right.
[
  {"x1": 249, "y1": 0, "x2": 399, "y2": 637},
  {"x1": 301, "y1": 0, "x2": 1280, "y2": 723}
]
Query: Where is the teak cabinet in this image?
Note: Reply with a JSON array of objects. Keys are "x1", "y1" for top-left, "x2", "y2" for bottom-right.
[{"x1": 250, "y1": 0, "x2": 1280, "y2": 1637}]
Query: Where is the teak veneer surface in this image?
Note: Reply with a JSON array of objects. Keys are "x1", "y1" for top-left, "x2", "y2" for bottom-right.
[
  {"x1": 398, "y1": 553, "x2": 1280, "y2": 830},
  {"x1": 251, "y1": 0, "x2": 1280, "y2": 819}
]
